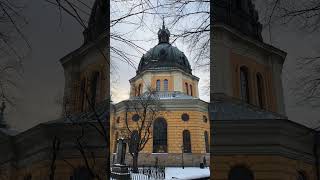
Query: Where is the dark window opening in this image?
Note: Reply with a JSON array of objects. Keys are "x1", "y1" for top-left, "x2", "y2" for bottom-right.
[
  {"x1": 181, "y1": 113, "x2": 189, "y2": 121},
  {"x1": 240, "y1": 66, "x2": 250, "y2": 103},
  {"x1": 204, "y1": 131, "x2": 209, "y2": 153},
  {"x1": 129, "y1": 130, "x2": 139, "y2": 153},
  {"x1": 132, "y1": 114, "x2": 140, "y2": 122},
  {"x1": 183, "y1": 130, "x2": 191, "y2": 153},
  {"x1": 156, "y1": 80, "x2": 161, "y2": 91},
  {"x1": 203, "y1": 115, "x2": 208, "y2": 123},
  {"x1": 256, "y1": 73, "x2": 265, "y2": 109},
  {"x1": 297, "y1": 171, "x2": 307, "y2": 180},
  {"x1": 70, "y1": 167, "x2": 93, "y2": 180},
  {"x1": 228, "y1": 165, "x2": 254, "y2": 180},
  {"x1": 153, "y1": 118, "x2": 167, "y2": 153},
  {"x1": 80, "y1": 79, "x2": 86, "y2": 111},
  {"x1": 190, "y1": 84, "x2": 193, "y2": 96},
  {"x1": 185, "y1": 83, "x2": 189, "y2": 95},
  {"x1": 90, "y1": 72, "x2": 99, "y2": 107},
  {"x1": 164, "y1": 79, "x2": 168, "y2": 91},
  {"x1": 113, "y1": 132, "x2": 118, "y2": 153},
  {"x1": 138, "y1": 84, "x2": 142, "y2": 96}
]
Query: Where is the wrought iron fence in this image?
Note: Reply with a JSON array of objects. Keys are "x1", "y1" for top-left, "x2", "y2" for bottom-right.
[{"x1": 110, "y1": 165, "x2": 165, "y2": 180}]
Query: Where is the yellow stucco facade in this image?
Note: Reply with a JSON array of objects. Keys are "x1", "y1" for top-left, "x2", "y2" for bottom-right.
[{"x1": 211, "y1": 155, "x2": 316, "y2": 180}]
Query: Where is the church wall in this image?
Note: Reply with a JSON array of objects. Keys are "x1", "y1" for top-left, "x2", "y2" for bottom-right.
[
  {"x1": 211, "y1": 155, "x2": 316, "y2": 180},
  {"x1": 211, "y1": 118, "x2": 317, "y2": 180},
  {"x1": 129, "y1": 70, "x2": 200, "y2": 97},
  {"x1": 230, "y1": 52, "x2": 277, "y2": 112},
  {"x1": 212, "y1": 25, "x2": 286, "y2": 115},
  {"x1": 110, "y1": 99, "x2": 209, "y2": 166},
  {"x1": 111, "y1": 109, "x2": 209, "y2": 154}
]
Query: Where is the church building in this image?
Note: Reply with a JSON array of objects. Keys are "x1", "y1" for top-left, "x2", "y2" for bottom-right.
[
  {"x1": 210, "y1": 0, "x2": 319, "y2": 179},
  {"x1": 110, "y1": 22, "x2": 210, "y2": 166}
]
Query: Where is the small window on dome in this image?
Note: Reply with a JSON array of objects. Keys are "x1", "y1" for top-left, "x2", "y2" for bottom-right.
[
  {"x1": 164, "y1": 79, "x2": 168, "y2": 91},
  {"x1": 156, "y1": 80, "x2": 161, "y2": 91}
]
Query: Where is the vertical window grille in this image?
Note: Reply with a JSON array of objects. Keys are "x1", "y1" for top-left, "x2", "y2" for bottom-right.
[
  {"x1": 256, "y1": 73, "x2": 265, "y2": 109},
  {"x1": 153, "y1": 118, "x2": 167, "y2": 153},
  {"x1": 204, "y1": 131, "x2": 209, "y2": 153},
  {"x1": 183, "y1": 130, "x2": 192, "y2": 153},
  {"x1": 156, "y1": 80, "x2": 161, "y2": 91},
  {"x1": 240, "y1": 66, "x2": 250, "y2": 103},
  {"x1": 164, "y1": 79, "x2": 168, "y2": 91}
]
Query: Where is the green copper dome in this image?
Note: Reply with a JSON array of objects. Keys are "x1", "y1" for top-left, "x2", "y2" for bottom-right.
[{"x1": 137, "y1": 22, "x2": 192, "y2": 74}]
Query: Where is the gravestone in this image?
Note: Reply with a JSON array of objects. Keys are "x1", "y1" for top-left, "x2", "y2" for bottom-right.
[
  {"x1": 116, "y1": 138, "x2": 126, "y2": 164},
  {"x1": 111, "y1": 138, "x2": 130, "y2": 180}
]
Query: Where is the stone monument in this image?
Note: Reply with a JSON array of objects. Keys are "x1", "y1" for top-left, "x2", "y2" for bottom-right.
[
  {"x1": 0, "y1": 101, "x2": 6, "y2": 128},
  {"x1": 111, "y1": 138, "x2": 130, "y2": 179}
]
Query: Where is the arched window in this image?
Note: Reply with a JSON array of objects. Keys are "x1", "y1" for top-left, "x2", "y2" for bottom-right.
[
  {"x1": 153, "y1": 118, "x2": 167, "y2": 153},
  {"x1": 297, "y1": 171, "x2": 307, "y2": 180},
  {"x1": 70, "y1": 167, "x2": 92, "y2": 180},
  {"x1": 129, "y1": 130, "x2": 139, "y2": 153},
  {"x1": 190, "y1": 84, "x2": 193, "y2": 96},
  {"x1": 256, "y1": 73, "x2": 265, "y2": 109},
  {"x1": 240, "y1": 66, "x2": 250, "y2": 103},
  {"x1": 156, "y1": 80, "x2": 161, "y2": 91},
  {"x1": 183, "y1": 130, "x2": 191, "y2": 153},
  {"x1": 204, "y1": 131, "x2": 209, "y2": 153},
  {"x1": 235, "y1": 0, "x2": 242, "y2": 10},
  {"x1": 228, "y1": 165, "x2": 254, "y2": 180},
  {"x1": 163, "y1": 79, "x2": 168, "y2": 91},
  {"x1": 113, "y1": 132, "x2": 118, "y2": 153},
  {"x1": 90, "y1": 72, "x2": 100, "y2": 106},
  {"x1": 80, "y1": 79, "x2": 86, "y2": 111},
  {"x1": 185, "y1": 83, "x2": 189, "y2": 95},
  {"x1": 138, "y1": 84, "x2": 142, "y2": 96},
  {"x1": 23, "y1": 174, "x2": 32, "y2": 180}
]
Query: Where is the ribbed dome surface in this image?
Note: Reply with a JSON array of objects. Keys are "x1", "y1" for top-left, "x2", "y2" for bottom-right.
[
  {"x1": 137, "y1": 43, "x2": 192, "y2": 74},
  {"x1": 137, "y1": 22, "x2": 192, "y2": 74}
]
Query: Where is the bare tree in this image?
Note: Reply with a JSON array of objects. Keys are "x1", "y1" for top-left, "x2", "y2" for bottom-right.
[
  {"x1": 116, "y1": 87, "x2": 162, "y2": 173},
  {"x1": 258, "y1": 0, "x2": 320, "y2": 107}
]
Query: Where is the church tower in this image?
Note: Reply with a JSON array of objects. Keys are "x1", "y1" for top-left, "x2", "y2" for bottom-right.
[
  {"x1": 60, "y1": 0, "x2": 108, "y2": 115},
  {"x1": 211, "y1": 0, "x2": 286, "y2": 116},
  {"x1": 209, "y1": 1, "x2": 317, "y2": 180}
]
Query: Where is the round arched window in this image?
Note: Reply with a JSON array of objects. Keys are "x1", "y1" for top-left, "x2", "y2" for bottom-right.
[
  {"x1": 203, "y1": 115, "x2": 208, "y2": 123},
  {"x1": 132, "y1": 114, "x2": 140, "y2": 122},
  {"x1": 116, "y1": 117, "x2": 120, "y2": 123},
  {"x1": 297, "y1": 171, "x2": 307, "y2": 180},
  {"x1": 181, "y1": 113, "x2": 189, "y2": 121}
]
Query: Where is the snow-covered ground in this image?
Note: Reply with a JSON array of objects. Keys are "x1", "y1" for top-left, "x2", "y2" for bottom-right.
[
  {"x1": 111, "y1": 167, "x2": 210, "y2": 180},
  {"x1": 165, "y1": 167, "x2": 210, "y2": 179}
]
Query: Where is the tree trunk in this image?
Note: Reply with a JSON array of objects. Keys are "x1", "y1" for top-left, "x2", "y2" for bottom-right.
[{"x1": 132, "y1": 153, "x2": 139, "y2": 173}]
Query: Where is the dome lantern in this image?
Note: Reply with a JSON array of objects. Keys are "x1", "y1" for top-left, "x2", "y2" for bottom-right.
[{"x1": 157, "y1": 19, "x2": 170, "y2": 44}]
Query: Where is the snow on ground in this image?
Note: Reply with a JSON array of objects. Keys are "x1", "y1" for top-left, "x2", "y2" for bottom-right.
[
  {"x1": 111, "y1": 167, "x2": 210, "y2": 180},
  {"x1": 165, "y1": 167, "x2": 210, "y2": 180}
]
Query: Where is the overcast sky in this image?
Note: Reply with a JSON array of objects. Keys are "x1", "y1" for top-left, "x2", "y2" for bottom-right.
[{"x1": 2, "y1": 0, "x2": 320, "y2": 132}]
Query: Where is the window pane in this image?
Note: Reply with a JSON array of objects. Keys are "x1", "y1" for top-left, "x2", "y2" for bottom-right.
[
  {"x1": 183, "y1": 130, "x2": 191, "y2": 153},
  {"x1": 156, "y1": 80, "x2": 161, "y2": 91},
  {"x1": 164, "y1": 79, "x2": 168, "y2": 91},
  {"x1": 256, "y1": 73, "x2": 264, "y2": 108},
  {"x1": 153, "y1": 118, "x2": 167, "y2": 153},
  {"x1": 204, "y1": 131, "x2": 209, "y2": 153},
  {"x1": 185, "y1": 83, "x2": 189, "y2": 95},
  {"x1": 240, "y1": 67, "x2": 249, "y2": 103}
]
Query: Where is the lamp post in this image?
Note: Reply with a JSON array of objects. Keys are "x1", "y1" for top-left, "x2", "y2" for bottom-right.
[{"x1": 181, "y1": 145, "x2": 184, "y2": 169}]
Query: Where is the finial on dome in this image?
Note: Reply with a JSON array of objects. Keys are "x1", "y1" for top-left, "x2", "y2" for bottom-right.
[
  {"x1": 158, "y1": 18, "x2": 170, "y2": 44},
  {"x1": 162, "y1": 16, "x2": 165, "y2": 29}
]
